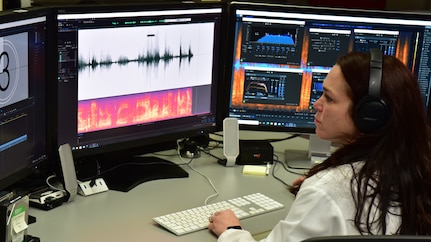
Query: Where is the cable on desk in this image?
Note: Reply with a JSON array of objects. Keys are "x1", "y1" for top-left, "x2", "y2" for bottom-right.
[
  {"x1": 45, "y1": 175, "x2": 66, "y2": 193},
  {"x1": 206, "y1": 136, "x2": 223, "y2": 149},
  {"x1": 175, "y1": 133, "x2": 302, "y2": 204},
  {"x1": 273, "y1": 153, "x2": 307, "y2": 176},
  {"x1": 270, "y1": 152, "x2": 308, "y2": 189},
  {"x1": 199, "y1": 146, "x2": 224, "y2": 161},
  {"x1": 208, "y1": 132, "x2": 303, "y2": 188},
  {"x1": 176, "y1": 140, "x2": 219, "y2": 205},
  {"x1": 211, "y1": 132, "x2": 300, "y2": 143},
  {"x1": 263, "y1": 134, "x2": 300, "y2": 143}
]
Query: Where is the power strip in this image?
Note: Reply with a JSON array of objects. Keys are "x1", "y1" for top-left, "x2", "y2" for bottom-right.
[{"x1": 78, "y1": 178, "x2": 109, "y2": 196}]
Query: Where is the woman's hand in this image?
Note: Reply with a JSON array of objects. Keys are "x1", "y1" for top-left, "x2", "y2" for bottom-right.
[
  {"x1": 208, "y1": 209, "x2": 241, "y2": 237},
  {"x1": 289, "y1": 176, "x2": 306, "y2": 195},
  {"x1": 292, "y1": 176, "x2": 305, "y2": 187}
]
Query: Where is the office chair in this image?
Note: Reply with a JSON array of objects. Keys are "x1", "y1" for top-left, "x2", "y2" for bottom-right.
[{"x1": 302, "y1": 235, "x2": 431, "y2": 241}]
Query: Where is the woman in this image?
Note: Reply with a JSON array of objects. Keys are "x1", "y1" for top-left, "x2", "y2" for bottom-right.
[{"x1": 208, "y1": 51, "x2": 431, "y2": 241}]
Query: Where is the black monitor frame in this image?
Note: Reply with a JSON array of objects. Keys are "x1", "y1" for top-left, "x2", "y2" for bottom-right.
[
  {"x1": 53, "y1": 2, "x2": 227, "y2": 191},
  {"x1": 0, "y1": 7, "x2": 53, "y2": 191}
]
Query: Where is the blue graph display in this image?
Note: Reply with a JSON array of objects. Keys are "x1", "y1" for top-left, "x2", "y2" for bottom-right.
[{"x1": 257, "y1": 34, "x2": 295, "y2": 45}]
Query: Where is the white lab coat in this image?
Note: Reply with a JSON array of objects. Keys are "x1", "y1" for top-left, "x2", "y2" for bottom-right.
[{"x1": 217, "y1": 162, "x2": 401, "y2": 242}]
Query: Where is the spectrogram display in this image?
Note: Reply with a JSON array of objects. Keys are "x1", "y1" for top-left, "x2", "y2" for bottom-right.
[{"x1": 78, "y1": 88, "x2": 192, "y2": 133}]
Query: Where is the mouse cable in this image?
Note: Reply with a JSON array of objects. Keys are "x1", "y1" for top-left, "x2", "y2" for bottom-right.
[
  {"x1": 176, "y1": 140, "x2": 219, "y2": 205},
  {"x1": 271, "y1": 154, "x2": 307, "y2": 189}
]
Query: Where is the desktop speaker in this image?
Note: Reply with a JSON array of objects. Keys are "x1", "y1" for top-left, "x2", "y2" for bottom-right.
[
  {"x1": 58, "y1": 143, "x2": 78, "y2": 202},
  {"x1": 223, "y1": 117, "x2": 239, "y2": 167}
]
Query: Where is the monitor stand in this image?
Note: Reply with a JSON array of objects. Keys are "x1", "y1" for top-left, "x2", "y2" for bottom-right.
[
  {"x1": 285, "y1": 134, "x2": 332, "y2": 169},
  {"x1": 99, "y1": 154, "x2": 189, "y2": 192}
]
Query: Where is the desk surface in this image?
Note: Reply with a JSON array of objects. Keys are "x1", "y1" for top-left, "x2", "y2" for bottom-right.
[{"x1": 27, "y1": 131, "x2": 308, "y2": 242}]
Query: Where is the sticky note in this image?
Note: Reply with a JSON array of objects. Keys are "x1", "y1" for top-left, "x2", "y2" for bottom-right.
[{"x1": 242, "y1": 165, "x2": 267, "y2": 176}]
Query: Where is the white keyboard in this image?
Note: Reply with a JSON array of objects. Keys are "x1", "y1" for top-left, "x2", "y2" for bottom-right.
[{"x1": 153, "y1": 193, "x2": 284, "y2": 236}]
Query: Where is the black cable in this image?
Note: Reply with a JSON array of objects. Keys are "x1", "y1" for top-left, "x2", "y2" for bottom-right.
[
  {"x1": 274, "y1": 159, "x2": 305, "y2": 176},
  {"x1": 265, "y1": 134, "x2": 301, "y2": 143},
  {"x1": 270, "y1": 153, "x2": 308, "y2": 189},
  {"x1": 197, "y1": 132, "x2": 306, "y2": 188},
  {"x1": 271, "y1": 160, "x2": 293, "y2": 189},
  {"x1": 207, "y1": 140, "x2": 223, "y2": 150},
  {"x1": 211, "y1": 132, "x2": 300, "y2": 143},
  {"x1": 198, "y1": 145, "x2": 224, "y2": 161}
]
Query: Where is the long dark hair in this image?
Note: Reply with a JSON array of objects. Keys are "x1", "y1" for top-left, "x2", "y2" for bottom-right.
[{"x1": 291, "y1": 52, "x2": 431, "y2": 235}]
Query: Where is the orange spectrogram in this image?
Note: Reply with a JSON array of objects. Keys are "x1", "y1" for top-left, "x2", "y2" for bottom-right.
[
  {"x1": 78, "y1": 88, "x2": 193, "y2": 133},
  {"x1": 301, "y1": 33, "x2": 309, "y2": 68},
  {"x1": 395, "y1": 37, "x2": 412, "y2": 71},
  {"x1": 298, "y1": 33, "x2": 312, "y2": 112}
]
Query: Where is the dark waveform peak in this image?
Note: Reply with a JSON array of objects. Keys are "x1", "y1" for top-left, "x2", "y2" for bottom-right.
[{"x1": 78, "y1": 43, "x2": 194, "y2": 70}]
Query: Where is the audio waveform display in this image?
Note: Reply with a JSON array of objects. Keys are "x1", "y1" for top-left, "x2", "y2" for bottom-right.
[
  {"x1": 78, "y1": 22, "x2": 215, "y2": 101},
  {"x1": 78, "y1": 87, "x2": 192, "y2": 133},
  {"x1": 78, "y1": 41, "x2": 193, "y2": 69}
]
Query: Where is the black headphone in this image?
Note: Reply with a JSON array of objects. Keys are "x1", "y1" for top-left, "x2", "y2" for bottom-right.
[{"x1": 353, "y1": 48, "x2": 389, "y2": 133}]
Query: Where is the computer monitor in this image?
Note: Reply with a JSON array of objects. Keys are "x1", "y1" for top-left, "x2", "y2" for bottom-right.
[
  {"x1": 0, "y1": 8, "x2": 50, "y2": 191},
  {"x1": 225, "y1": 1, "x2": 431, "y2": 168},
  {"x1": 54, "y1": 2, "x2": 226, "y2": 191}
]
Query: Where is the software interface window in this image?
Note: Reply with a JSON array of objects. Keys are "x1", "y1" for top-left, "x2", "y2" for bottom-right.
[
  {"x1": 56, "y1": 7, "x2": 222, "y2": 154},
  {"x1": 228, "y1": 6, "x2": 431, "y2": 131},
  {"x1": 0, "y1": 14, "x2": 47, "y2": 188}
]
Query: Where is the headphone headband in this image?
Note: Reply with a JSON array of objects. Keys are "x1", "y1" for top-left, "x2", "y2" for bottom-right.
[{"x1": 368, "y1": 48, "x2": 383, "y2": 97}]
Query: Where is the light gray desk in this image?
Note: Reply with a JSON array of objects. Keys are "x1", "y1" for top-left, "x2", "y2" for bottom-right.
[{"x1": 27, "y1": 131, "x2": 309, "y2": 242}]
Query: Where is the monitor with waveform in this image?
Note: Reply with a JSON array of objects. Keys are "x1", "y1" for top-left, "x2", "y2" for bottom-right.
[
  {"x1": 54, "y1": 2, "x2": 226, "y2": 192},
  {"x1": 225, "y1": 1, "x2": 431, "y2": 168}
]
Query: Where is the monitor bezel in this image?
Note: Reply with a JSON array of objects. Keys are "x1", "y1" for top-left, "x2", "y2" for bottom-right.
[
  {"x1": 0, "y1": 7, "x2": 53, "y2": 191},
  {"x1": 53, "y1": 2, "x2": 228, "y2": 160}
]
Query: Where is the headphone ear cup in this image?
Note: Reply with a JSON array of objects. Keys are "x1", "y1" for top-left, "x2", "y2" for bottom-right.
[{"x1": 354, "y1": 95, "x2": 389, "y2": 133}]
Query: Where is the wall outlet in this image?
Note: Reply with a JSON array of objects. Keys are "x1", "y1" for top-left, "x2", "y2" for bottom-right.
[{"x1": 78, "y1": 178, "x2": 109, "y2": 196}]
